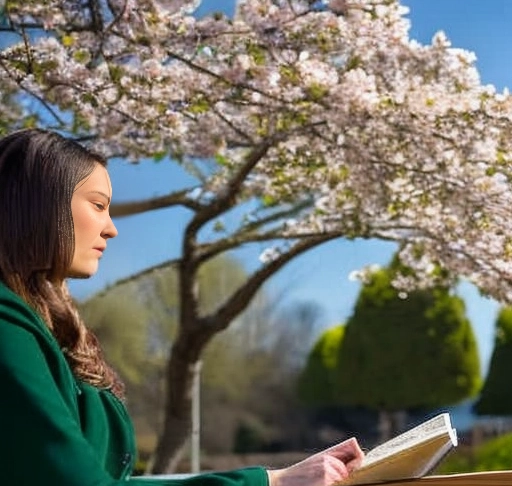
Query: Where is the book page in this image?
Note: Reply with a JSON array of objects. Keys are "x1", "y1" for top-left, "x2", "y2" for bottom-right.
[{"x1": 364, "y1": 414, "x2": 457, "y2": 467}]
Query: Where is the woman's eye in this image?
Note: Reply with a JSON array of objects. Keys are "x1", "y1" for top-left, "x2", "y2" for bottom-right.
[{"x1": 94, "y1": 203, "x2": 106, "y2": 211}]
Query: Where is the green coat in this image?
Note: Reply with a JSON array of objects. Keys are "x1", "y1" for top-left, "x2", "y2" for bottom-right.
[{"x1": 0, "y1": 281, "x2": 267, "y2": 486}]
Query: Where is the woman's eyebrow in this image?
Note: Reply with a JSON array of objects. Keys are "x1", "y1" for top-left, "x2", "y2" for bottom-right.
[{"x1": 87, "y1": 190, "x2": 111, "y2": 203}]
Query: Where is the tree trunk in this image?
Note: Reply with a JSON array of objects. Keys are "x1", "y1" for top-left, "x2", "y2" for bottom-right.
[
  {"x1": 150, "y1": 328, "x2": 212, "y2": 473},
  {"x1": 377, "y1": 409, "x2": 407, "y2": 444},
  {"x1": 377, "y1": 410, "x2": 393, "y2": 443},
  {"x1": 391, "y1": 410, "x2": 407, "y2": 436}
]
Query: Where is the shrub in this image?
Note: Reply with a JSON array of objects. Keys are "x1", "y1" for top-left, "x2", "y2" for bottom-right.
[{"x1": 437, "y1": 432, "x2": 512, "y2": 473}]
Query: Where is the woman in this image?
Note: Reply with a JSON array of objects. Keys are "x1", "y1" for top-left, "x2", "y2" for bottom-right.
[{"x1": 0, "y1": 129, "x2": 364, "y2": 486}]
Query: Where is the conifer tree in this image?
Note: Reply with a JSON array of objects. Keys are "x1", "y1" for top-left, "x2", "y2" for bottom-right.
[
  {"x1": 299, "y1": 258, "x2": 481, "y2": 440},
  {"x1": 336, "y1": 262, "x2": 481, "y2": 438},
  {"x1": 475, "y1": 307, "x2": 512, "y2": 416}
]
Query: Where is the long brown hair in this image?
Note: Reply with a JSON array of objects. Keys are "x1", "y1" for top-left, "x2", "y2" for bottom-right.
[{"x1": 0, "y1": 129, "x2": 124, "y2": 398}]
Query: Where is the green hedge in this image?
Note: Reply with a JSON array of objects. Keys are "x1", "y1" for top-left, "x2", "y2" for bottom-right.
[{"x1": 437, "y1": 432, "x2": 512, "y2": 473}]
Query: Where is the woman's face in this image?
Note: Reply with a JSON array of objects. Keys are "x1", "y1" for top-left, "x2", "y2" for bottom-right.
[{"x1": 68, "y1": 163, "x2": 118, "y2": 278}]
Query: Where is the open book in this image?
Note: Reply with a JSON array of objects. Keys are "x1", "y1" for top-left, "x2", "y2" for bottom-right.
[{"x1": 339, "y1": 412, "x2": 458, "y2": 485}]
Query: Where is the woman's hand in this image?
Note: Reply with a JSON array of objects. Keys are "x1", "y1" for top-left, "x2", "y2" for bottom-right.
[{"x1": 267, "y1": 437, "x2": 364, "y2": 486}]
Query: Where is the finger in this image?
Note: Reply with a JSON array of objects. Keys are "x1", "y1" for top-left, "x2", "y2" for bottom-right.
[
  {"x1": 325, "y1": 437, "x2": 365, "y2": 464},
  {"x1": 323, "y1": 453, "x2": 350, "y2": 484},
  {"x1": 344, "y1": 454, "x2": 364, "y2": 474}
]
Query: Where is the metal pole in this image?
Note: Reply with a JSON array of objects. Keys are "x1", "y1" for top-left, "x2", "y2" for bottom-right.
[{"x1": 191, "y1": 360, "x2": 202, "y2": 473}]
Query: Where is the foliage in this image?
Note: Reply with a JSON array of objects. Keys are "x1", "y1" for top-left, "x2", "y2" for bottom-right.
[
  {"x1": 433, "y1": 446, "x2": 474, "y2": 474},
  {"x1": 79, "y1": 286, "x2": 154, "y2": 385},
  {"x1": 335, "y1": 262, "x2": 481, "y2": 411},
  {"x1": 201, "y1": 299, "x2": 322, "y2": 453},
  {"x1": 3, "y1": 0, "x2": 512, "y2": 470},
  {"x1": 437, "y1": 432, "x2": 512, "y2": 474},
  {"x1": 233, "y1": 421, "x2": 267, "y2": 453},
  {"x1": 474, "y1": 307, "x2": 512, "y2": 416},
  {"x1": 297, "y1": 324, "x2": 345, "y2": 406},
  {"x1": 471, "y1": 432, "x2": 512, "y2": 472}
]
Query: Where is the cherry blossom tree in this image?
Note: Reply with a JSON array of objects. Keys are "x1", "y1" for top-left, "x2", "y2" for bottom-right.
[{"x1": 2, "y1": 0, "x2": 512, "y2": 472}]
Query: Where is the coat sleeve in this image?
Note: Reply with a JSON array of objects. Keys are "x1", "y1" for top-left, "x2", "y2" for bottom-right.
[{"x1": 0, "y1": 304, "x2": 267, "y2": 486}]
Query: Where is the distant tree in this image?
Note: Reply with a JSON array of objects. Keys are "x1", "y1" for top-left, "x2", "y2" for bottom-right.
[
  {"x1": 298, "y1": 325, "x2": 372, "y2": 448},
  {"x1": 336, "y1": 262, "x2": 481, "y2": 439},
  {"x1": 244, "y1": 301, "x2": 322, "y2": 450},
  {"x1": 474, "y1": 307, "x2": 512, "y2": 416},
  {"x1": 202, "y1": 298, "x2": 322, "y2": 453},
  {"x1": 81, "y1": 256, "x2": 251, "y2": 457},
  {"x1": 79, "y1": 287, "x2": 153, "y2": 386},
  {"x1": 84, "y1": 256, "x2": 319, "y2": 457},
  {"x1": 298, "y1": 325, "x2": 345, "y2": 407}
]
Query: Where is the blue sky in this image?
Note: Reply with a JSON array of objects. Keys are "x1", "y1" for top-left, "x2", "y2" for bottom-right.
[{"x1": 68, "y1": 0, "x2": 512, "y2": 375}]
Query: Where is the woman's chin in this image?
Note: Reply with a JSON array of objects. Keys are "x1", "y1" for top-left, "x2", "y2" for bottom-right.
[{"x1": 66, "y1": 267, "x2": 98, "y2": 279}]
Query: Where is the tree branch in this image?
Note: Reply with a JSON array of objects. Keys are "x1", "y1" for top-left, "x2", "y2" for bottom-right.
[
  {"x1": 204, "y1": 232, "x2": 345, "y2": 331},
  {"x1": 194, "y1": 200, "x2": 314, "y2": 263},
  {"x1": 166, "y1": 49, "x2": 286, "y2": 104},
  {"x1": 85, "y1": 258, "x2": 180, "y2": 300},
  {"x1": 110, "y1": 189, "x2": 203, "y2": 217},
  {"x1": 186, "y1": 139, "x2": 273, "y2": 237}
]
